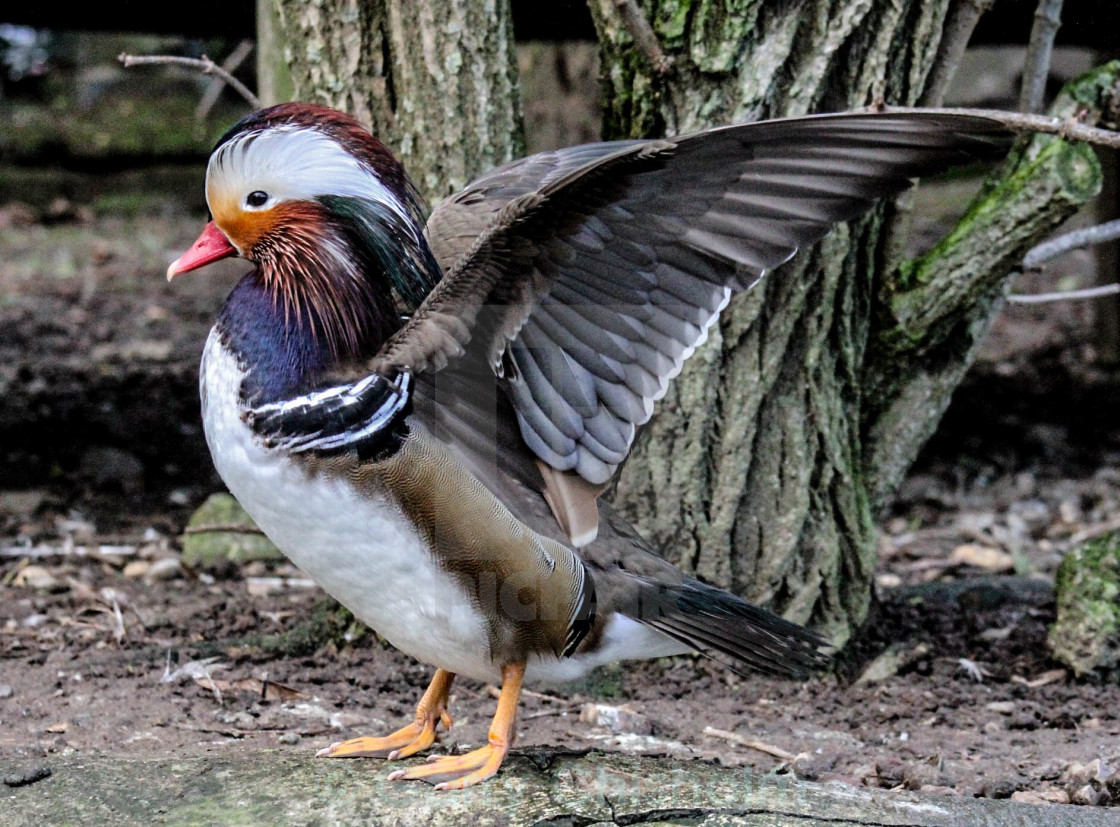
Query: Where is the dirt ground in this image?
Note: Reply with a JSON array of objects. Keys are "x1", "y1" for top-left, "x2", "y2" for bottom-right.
[{"x1": 2, "y1": 184, "x2": 1119, "y2": 814}]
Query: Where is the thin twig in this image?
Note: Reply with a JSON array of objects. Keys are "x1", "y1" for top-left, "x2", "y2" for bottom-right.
[
  {"x1": 703, "y1": 726, "x2": 799, "y2": 762},
  {"x1": 523, "y1": 705, "x2": 583, "y2": 721},
  {"x1": 182, "y1": 524, "x2": 266, "y2": 536},
  {"x1": 615, "y1": 0, "x2": 673, "y2": 75},
  {"x1": 486, "y1": 685, "x2": 569, "y2": 703},
  {"x1": 118, "y1": 52, "x2": 260, "y2": 109},
  {"x1": 1019, "y1": 0, "x2": 1065, "y2": 114},
  {"x1": 196, "y1": 40, "x2": 255, "y2": 119},
  {"x1": 1060, "y1": 514, "x2": 1120, "y2": 549},
  {"x1": 1008, "y1": 283, "x2": 1120, "y2": 304},
  {"x1": 1024, "y1": 218, "x2": 1120, "y2": 267},
  {"x1": 868, "y1": 104, "x2": 1120, "y2": 150},
  {"x1": 0, "y1": 544, "x2": 139, "y2": 559},
  {"x1": 919, "y1": 0, "x2": 995, "y2": 107}
]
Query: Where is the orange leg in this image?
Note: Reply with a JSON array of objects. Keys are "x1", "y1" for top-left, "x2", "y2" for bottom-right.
[
  {"x1": 317, "y1": 669, "x2": 455, "y2": 760},
  {"x1": 388, "y1": 661, "x2": 525, "y2": 790}
]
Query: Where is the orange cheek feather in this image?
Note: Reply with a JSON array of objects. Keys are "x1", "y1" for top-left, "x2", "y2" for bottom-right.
[
  {"x1": 210, "y1": 197, "x2": 276, "y2": 255},
  {"x1": 209, "y1": 197, "x2": 327, "y2": 258}
]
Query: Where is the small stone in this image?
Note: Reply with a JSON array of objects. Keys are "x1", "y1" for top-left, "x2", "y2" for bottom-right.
[
  {"x1": 3, "y1": 765, "x2": 51, "y2": 787},
  {"x1": 791, "y1": 755, "x2": 833, "y2": 781},
  {"x1": 1042, "y1": 789, "x2": 1072, "y2": 804},
  {"x1": 918, "y1": 785, "x2": 958, "y2": 796},
  {"x1": 1060, "y1": 760, "x2": 1104, "y2": 787},
  {"x1": 1105, "y1": 768, "x2": 1120, "y2": 799},
  {"x1": 981, "y1": 777, "x2": 1019, "y2": 799},
  {"x1": 851, "y1": 763, "x2": 877, "y2": 785},
  {"x1": 277, "y1": 732, "x2": 301, "y2": 746},
  {"x1": 328, "y1": 711, "x2": 372, "y2": 731},
  {"x1": 13, "y1": 566, "x2": 66, "y2": 593},
  {"x1": 122, "y1": 560, "x2": 151, "y2": 579},
  {"x1": 1048, "y1": 532, "x2": 1120, "y2": 676},
  {"x1": 948, "y1": 544, "x2": 1014, "y2": 572},
  {"x1": 1012, "y1": 789, "x2": 1070, "y2": 805},
  {"x1": 1008, "y1": 710, "x2": 1038, "y2": 730},
  {"x1": 214, "y1": 710, "x2": 255, "y2": 729},
  {"x1": 0, "y1": 684, "x2": 13, "y2": 699},
  {"x1": 180, "y1": 493, "x2": 283, "y2": 567},
  {"x1": 875, "y1": 573, "x2": 902, "y2": 589},
  {"x1": 1070, "y1": 784, "x2": 1102, "y2": 806},
  {"x1": 145, "y1": 558, "x2": 182, "y2": 581},
  {"x1": 902, "y1": 762, "x2": 947, "y2": 790},
  {"x1": 21, "y1": 613, "x2": 49, "y2": 629},
  {"x1": 854, "y1": 643, "x2": 929, "y2": 685},
  {"x1": 985, "y1": 701, "x2": 1016, "y2": 714},
  {"x1": 579, "y1": 702, "x2": 652, "y2": 735},
  {"x1": 168, "y1": 488, "x2": 192, "y2": 506},
  {"x1": 873, "y1": 758, "x2": 905, "y2": 788}
]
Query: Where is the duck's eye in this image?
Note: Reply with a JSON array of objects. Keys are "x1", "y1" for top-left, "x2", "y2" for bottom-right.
[{"x1": 245, "y1": 191, "x2": 270, "y2": 208}]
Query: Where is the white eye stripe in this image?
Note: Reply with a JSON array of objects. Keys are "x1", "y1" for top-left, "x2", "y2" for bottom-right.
[{"x1": 207, "y1": 125, "x2": 410, "y2": 221}]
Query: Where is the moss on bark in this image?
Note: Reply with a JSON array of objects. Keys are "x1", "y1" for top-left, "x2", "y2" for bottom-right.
[{"x1": 1049, "y1": 532, "x2": 1120, "y2": 679}]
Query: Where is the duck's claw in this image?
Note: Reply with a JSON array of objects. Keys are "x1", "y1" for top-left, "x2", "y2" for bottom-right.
[
  {"x1": 318, "y1": 669, "x2": 455, "y2": 761},
  {"x1": 387, "y1": 742, "x2": 507, "y2": 789},
  {"x1": 388, "y1": 661, "x2": 525, "y2": 791}
]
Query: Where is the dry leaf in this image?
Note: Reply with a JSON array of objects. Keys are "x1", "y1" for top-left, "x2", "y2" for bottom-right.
[
  {"x1": 195, "y1": 677, "x2": 308, "y2": 702},
  {"x1": 161, "y1": 656, "x2": 227, "y2": 684},
  {"x1": 947, "y1": 544, "x2": 1013, "y2": 572},
  {"x1": 1011, "y1": 669, "x2": 1066, "y2": 688}
]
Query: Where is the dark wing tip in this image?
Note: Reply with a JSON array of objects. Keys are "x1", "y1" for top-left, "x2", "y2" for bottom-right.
[{"x1": 652, "y1": 579, "x2": 833, "y2": 679}]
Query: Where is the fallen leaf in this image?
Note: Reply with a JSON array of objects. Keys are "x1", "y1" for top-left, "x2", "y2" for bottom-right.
[
  {"x1": 854, "y1": 643, "x2": 929, "y2": 686},
  {"x1": 947, "y1": 544, "x2": 1013, "y2": 572},
  {"x1": 1011, "y1": 669, "x2": 1066, "y2": 688},
  {"x1": 12, "y1": 565, "x2": 65, "y2": 592},
  {"x1": 122, "y1": 560, "x2": 150, "y2": 579},
  {"x1": 985, "y1": 701, "x2": 1016, "y2": 714},
  {"x1": 194, "y1": 677, "x2": 308, "y2": 702},
  {"x1": 161, "y1": 656, "x2": 227, "y2": 684}
]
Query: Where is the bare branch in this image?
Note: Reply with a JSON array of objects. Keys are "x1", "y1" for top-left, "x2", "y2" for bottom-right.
[
  {"x1": 919, "y1": 0, "x2": 995, "y2": 107},
  {"x1": 615, "y1": 0, "x2": 673, "y2": 75},
  {"x1": 1024, "y1": 218, "x2": 1120, "y2": 267},
  {"x1": 1008, "y1": 283, "x2": 1120, "y2": 304},
  {"x1": 869, "y1": 104, "x2": 1120, "y2": 150},
  {"x1": 118, "y1": 52, "x2": 260, "y2": 109},
  {"x1": 196, "y1": 40, "x2": 255, "y2": 119},
  {"x1": 1019, "y1": 0, "x2": 1064, "y2": 114}
]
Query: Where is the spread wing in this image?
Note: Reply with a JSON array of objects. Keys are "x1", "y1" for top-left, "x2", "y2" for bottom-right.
[{"x1": 367, "y1": 112, "x2": 1007, "y2": 542}]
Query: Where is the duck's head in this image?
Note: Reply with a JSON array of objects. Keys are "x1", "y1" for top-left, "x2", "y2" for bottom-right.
[{"x1": 169, "y1": 102, "x2": 440, "y2": 361}]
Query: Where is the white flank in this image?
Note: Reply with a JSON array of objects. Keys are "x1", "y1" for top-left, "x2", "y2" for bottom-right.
[
  {"x1": 200, "y1": 331, "x2": 495, "y2": 681},
  {"x1": 527, "y1": 615, "x2": 690, "y2": 684}
]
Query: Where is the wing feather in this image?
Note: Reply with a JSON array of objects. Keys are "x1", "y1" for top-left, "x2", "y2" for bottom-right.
[{"x1": 367, "y1": 112, "x2": 1008, "y2": 542}]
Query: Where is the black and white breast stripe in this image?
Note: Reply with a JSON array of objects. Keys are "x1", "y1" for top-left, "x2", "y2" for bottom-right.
[
  {"x1": 562, "y1": 561, "x2": 597, "y2": 658},
  {"x1": 248, "y1": 370, "x2": 414, "y2": 457}
]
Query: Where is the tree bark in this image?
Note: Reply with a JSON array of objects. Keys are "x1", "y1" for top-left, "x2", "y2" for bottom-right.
[
  {"x1": 268, "y1": 0, "x2": 525, "y2": 202},
  {"x1": 590, "y1": 1, "x2": 1109, "y2": 642}
]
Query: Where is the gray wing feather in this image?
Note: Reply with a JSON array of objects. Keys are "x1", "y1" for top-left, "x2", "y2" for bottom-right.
[{"x1": 375, "y1": 113, "x2": 1008, "y2": 487}]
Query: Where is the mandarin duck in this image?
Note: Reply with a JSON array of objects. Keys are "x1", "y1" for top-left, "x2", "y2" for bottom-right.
[{"x1": 169, "y1": 103, "x2": 1007, "y2": 789}]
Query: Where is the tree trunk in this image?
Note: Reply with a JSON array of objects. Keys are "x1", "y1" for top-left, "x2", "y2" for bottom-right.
[
  {"x1": 589, "y1": 0, "x2": 1108, "y2": 641},
  {"x1": 268, "y1": 0, "x2": 524, "y2": 202}
]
